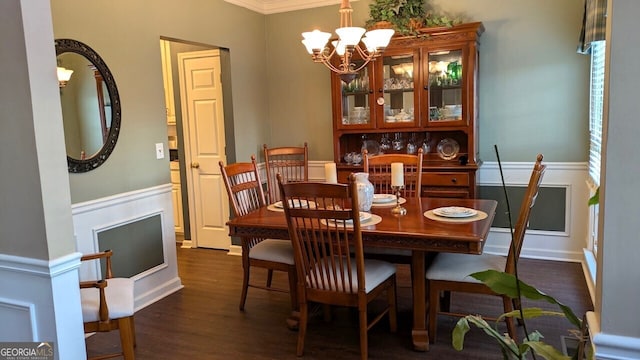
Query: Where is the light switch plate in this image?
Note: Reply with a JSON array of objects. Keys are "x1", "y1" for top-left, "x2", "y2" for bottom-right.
[{"x1": 155, "y1": 143, "x2": 164, "y2": 159}]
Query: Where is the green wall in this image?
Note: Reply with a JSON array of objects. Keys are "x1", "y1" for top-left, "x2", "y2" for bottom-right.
[
  {"x1": 51, "y1": 0, "x2": 269, "y2": 203},
  {"x1": 265, "y1": 0, "x2": 590, "y2": 162},
  {"x1": 51, "y1": 0, "x2": 589, "y2": 204}
]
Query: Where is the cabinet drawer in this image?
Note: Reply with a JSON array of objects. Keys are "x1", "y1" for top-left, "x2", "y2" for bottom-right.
[{"x1": 423, "y1": 172, "x2": 469, "y2": 187}]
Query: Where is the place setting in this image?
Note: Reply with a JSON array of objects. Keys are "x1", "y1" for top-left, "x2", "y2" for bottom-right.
[
  {"x1": 322, "y1": 211, "x2": 382, "y2": 227},
  {"x1": 267, "y1": 199, "x2": 316, "y2": 212},
  {"x1": 371, "y1": 193, "x2": 407, "y2": 208},
  {"x1": 424, "y1": 206, "x2": 488, "y2": 223}
]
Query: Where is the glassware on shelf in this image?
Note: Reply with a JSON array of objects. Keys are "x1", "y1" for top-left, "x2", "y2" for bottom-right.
[
  {"x1": 392, "y1": 133, "x2": 404, "y2": 151},
  {"x1": 421, "y1": 132, "x2": 431, "y2": 154},
  {"x1": 406, "y1": 134, "x2": 417, "y2": 154},
  {"x1": 379, "y1": 133, "x2": 391, "y2": 153}
]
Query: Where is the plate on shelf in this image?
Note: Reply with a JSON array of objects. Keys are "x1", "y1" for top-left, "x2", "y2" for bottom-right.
[
  {"x1": 373, "y1": 194, "x2": 396, "y2": 203},
  {"x1": 432, "y1": 206, "x2": 477, "y2": 218},
  {"x1": 437, "y1": 138, "x2": 460, "y2": 160}
]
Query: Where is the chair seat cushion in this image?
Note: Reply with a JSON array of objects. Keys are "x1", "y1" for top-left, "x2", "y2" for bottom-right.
[
  {"x1": 249, "y1": 239, "x2": 294, "y2": 265},
  {"x1": 425, "y1": 253, "x2": 506, "y2": 284},
  {"x1": 308, "y1": 257, "x2": 396, "y2": 293},
  {"x1": 81, "y1": 277, "x2": 135, "y2": 322}
]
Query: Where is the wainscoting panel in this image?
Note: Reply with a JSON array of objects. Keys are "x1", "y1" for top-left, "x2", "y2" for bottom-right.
[
  {"x1": 72, "y1": 184, "x2": 183, "y2": 310},
  {"x1": 0, "y1": 252, "x2": 86, "y2": 359}
]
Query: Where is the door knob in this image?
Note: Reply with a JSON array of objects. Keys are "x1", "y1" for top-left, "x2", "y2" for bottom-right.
[{"x1": 191, "y1": 162, "x2": 200, "y2": 169}]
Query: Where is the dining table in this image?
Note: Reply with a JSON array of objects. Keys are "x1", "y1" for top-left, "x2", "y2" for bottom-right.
[{"x1": 226, "y1": 196, "x2": 497, "y2": 352}]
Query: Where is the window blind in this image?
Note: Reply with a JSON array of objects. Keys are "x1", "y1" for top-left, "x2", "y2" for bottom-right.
[{"x1": 589, "y1": 40, "x2": 605, "y2": 185}]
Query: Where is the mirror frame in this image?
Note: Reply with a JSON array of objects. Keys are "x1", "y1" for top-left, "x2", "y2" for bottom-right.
[{"x1": 55, "y1": 38, "x2": 121, "y2": 173}]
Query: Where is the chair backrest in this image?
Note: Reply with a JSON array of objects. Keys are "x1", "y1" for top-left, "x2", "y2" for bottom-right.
[
  {"x1": 278, "y1": 174, "x2": 366, "y2": 295},
  {"x1": 505, "y1": 154, "x2": 546, "y2": 274},
  {"x1": 219, "y1": 155, "x2": 266, "y2": 217},
  {"x1": 264, "y1": 143, "x2": 309, "y2": 203},
  {"x1": 363, "y1": 148, "x2": 423, "y2": 198}
]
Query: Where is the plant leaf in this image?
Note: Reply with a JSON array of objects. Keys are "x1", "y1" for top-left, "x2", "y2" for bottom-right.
[
  {"x1": 499, "y1": 308, "x2": 567, "y2": 322},
  {"x1": 523, "y1": 340, "x2": 572, "y2": 360},
  {"x1": 588, "y1": 187, "x2": 599, "y2": 206},
  {"x1": 471, "y1": 270, "x2": 582, "y2": 328},
  {"x1": 453, "y1": 315, "x2": 521, "y2": 357}
]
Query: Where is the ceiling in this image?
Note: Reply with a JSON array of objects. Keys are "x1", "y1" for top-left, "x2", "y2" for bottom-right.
[{"x1": 224, "y1": 0, "x2": 360, "y2": 14}]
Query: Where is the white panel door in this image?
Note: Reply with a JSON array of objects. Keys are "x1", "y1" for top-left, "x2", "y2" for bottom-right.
[{"x1": 178, "y1": 49, "x2": 230, "y2": 249}]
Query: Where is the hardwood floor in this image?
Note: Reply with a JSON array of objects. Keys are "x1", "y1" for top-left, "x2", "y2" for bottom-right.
[{"x1": 86, "y1": 245, "x2": 593, "y2": 359}]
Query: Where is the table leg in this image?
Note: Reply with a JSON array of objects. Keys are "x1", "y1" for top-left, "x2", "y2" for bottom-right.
[{"x1": 411, "y1": 250, "x2": 429, "y2": 351}]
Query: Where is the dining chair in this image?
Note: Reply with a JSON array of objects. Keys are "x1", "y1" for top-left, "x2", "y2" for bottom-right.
[
  {"x1": 278, "y1": 174, "x2": 397, "y2": 360},
  {"x1": 263, "y1": 142, "x2": 309, "y2": 204},
  {"x1": 80, "y1": 249, "x2": 136, "y2": 360},
  {"x1": 361, "y1": 148, "x2": 424, "y2": 264},
  {"x1": 425, "y1": 154, "x2": 546, "y2": 343},
  {"x1": 362, "y1": 147, "x2": 424, "y2": 199},
  {"x1": 219, "y1": 156, "x2": 297, "y2": 312}
]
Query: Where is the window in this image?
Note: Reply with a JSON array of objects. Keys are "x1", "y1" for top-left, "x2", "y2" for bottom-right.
[
  {"x1": 587, "y1": 40, "x2": 605, "y2": 263},
  {"x1": 588, "y1": 40, "x2": 606, "y2": 186}
]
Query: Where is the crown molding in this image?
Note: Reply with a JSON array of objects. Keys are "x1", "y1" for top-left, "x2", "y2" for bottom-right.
[{"x1": 224, "y1": 0, "x2": 359, "y2": 15}]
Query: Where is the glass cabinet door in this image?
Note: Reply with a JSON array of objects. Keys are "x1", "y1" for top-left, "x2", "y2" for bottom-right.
[
  {"x1": 425, "y1": 48, "x2": 465, "y2": 126},
  {"x1": 377, "y1": 51, "x2": 419, "y2": 128},
  {"x1": 337, "y1": 60, "x2": 373, "y2": 130}
]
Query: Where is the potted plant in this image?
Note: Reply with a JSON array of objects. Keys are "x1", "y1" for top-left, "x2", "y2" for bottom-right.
[
  {"x1": 452, "y1": 270, "x2": 593, "y2": 360},
  {"x1": 366, "y1": 0, "x2": 425, "y2": 34},
  {"x1": 366, "y1": 0, "x2": 461, "y2": 34}
]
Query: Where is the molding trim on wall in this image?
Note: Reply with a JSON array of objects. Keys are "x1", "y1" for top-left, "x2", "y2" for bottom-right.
[
  {"x1": 0, "y1": 252, "x2": 86, "y2": 358},
  {"x1": 587, "y1": 311, "x2": 640, "y2": 360},
  {"x1": 72, "y1": 184, "x2": 183, "y2": 310},
  {"x1": 223, "y1": 0, "x2": 355, "y2": 14}
]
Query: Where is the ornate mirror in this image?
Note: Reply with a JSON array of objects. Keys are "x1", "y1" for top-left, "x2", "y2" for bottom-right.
[{"x1": 55, "y1": 39, "x2": 121, "y2": 173}]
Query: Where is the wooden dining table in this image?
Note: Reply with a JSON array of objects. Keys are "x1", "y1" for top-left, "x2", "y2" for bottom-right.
[{"x1": 226, "y1": 196, "x2": 497, "y2": 352}]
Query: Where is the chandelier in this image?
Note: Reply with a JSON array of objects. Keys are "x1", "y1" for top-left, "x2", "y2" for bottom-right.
[{"x1": 301, "y1": 0, "x2": 394, "y2": 83}]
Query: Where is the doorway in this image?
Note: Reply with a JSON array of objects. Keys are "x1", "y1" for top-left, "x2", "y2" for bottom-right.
[{"x1": 160, "y1": 38, "x2": 236, "y2": 250}]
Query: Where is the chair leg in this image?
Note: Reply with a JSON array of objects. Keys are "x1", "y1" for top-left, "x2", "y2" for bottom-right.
[
  {"x1": 239, "y1": 261, "x2": 250, "y2": 311},
  {"x1": 266, "y1": 269, "x2": 274, "y2": 288},
  {"x1": 287, "y1": 266, "x2": 298, "y2": 311},
  {"x1": 118, "y1": 316, "x2": 136, "y2": 360},
  {"x1": 358, "y1": 307, "x2": 368, "y2": 360},
  {"x1": 388, "y1": 277, "x2": 398, "y2": 333},
  {"x1": 502, "y1": 296, "x2": 517, "y2": 341},
  {"x1": 440, "y1": 290, "x2": 451, "y2": 312},
  {"x1": 296, "y1": 301, "x2": 308, "y2": 357},
  {"x1": 428, "y1": 281, "x2": 439, "y2": 344}
]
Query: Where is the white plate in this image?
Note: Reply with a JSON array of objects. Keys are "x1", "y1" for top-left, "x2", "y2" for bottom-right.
[
  {"x1": 330, "y1": 212, "x2": 372, "y2": 225},
  {"x1": 273, "y1": 199, "x2": 313, "y2": 209},
  {"x1": 372, "y1": 194, "x2": 396, "y2": 203},
  {"x1": 432, "y1": 206, "x2": 477, "y2": 218}
]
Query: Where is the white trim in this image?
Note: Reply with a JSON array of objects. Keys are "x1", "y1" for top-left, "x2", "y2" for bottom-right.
[
  {"x1": 587, "y1": 311, "x2": 640, "y2": 360},
  {"x1": 71, "y1": 184, "x2": 183, "y2": 311},
  {"x1": 479, "y1": 161, "x2": 590, "y2": 263},
  {"x1": 0, "y1": 252, "x2": 85, "y2": 358},
  {"x1": 582, "y1": 248, "x2": 597, "y2": 305},
  {"x1": 223, "y1": 0, "x2": 357, "y2": 14}
]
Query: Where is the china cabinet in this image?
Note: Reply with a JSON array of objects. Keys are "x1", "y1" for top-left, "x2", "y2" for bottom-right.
[{"x1": 331, "y1": 22, "x2": 484, "y2": 198}]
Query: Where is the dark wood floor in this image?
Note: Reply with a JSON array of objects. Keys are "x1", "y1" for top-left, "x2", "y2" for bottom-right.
[{"x1": 87, "y1": 245, "x2": 593, "y2": 359}]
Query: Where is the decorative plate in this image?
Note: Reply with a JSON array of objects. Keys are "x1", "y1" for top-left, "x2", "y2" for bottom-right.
[
  {"x1": 432, "y1": 206, "x2": 477, "y2": 218},
  {"x1": 373, "y1": 194, "x2": 396, "y2": 203},
  {"x1": 437, "y1": 138, "x2": 460, "y2": 160}
]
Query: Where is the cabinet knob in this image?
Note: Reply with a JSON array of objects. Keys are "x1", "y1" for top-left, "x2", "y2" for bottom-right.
[
  {"x1": 424, "y1": 85, "x2": 428, "y2": 90},
  {"x1": 191, "y1": 162, "x2": 200, "y2": 169},
  {"x1": 378, "y1": 88, "x2": 383, "y2": 93},
  {"x1": 451, "y1": 178, "x2": 457, "y2": 184}
]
